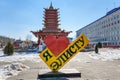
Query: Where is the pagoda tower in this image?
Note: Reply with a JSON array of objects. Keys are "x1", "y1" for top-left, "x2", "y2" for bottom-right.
[{"x1": 31, "y1": 3, "x2": 71, "y2": 45}]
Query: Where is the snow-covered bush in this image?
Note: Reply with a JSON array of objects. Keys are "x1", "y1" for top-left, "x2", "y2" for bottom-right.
[
  {"x1": 95, "y1": 44, "x2": 98, "y2": 53},
  {"x1": 4, "y1": 42, "x2": 14, "y2": 56},
  {"x1": 98, "y1": 42, "x2": 102, "y2": 48}
]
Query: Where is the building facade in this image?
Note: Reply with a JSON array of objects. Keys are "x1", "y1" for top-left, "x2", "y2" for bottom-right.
[
  {"x1": 31, "y1": 3, "x2": 71, "y2": 45},
  {"x1": 76, "y1": 7, "x2": 120, "y2": 48}
]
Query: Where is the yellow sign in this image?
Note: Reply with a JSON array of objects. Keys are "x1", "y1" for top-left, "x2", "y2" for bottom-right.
[{"x1": 39, "y1": 34, "x2": 89, "y2": 71}]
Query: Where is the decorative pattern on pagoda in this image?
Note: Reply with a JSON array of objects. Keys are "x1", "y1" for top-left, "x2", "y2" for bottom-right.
[
  {"x1": 31, "y1": 30, "x2": 71, "y2": 38},
  {"x1": 43, "y1": 8, "x2": 59, "y2": 26}
]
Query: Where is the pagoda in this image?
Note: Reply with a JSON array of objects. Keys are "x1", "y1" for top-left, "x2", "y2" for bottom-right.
[{"x1": 31, "y1": 3, "x2": 71, "y2": 45}]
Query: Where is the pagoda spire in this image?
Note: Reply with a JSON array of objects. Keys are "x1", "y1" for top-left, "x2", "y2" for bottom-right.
[{"x1": 49, "y1": 2, "x2": 53, "y2": 9}]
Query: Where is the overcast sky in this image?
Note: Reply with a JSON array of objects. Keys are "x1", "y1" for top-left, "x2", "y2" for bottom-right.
[{"x1": 0, "y1": 0, "x2": 120, "y2": 41}]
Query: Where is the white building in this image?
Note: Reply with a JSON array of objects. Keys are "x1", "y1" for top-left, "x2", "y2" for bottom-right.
[{"x1": 76, "y1": 7, "x2": 120, "y2": 48}]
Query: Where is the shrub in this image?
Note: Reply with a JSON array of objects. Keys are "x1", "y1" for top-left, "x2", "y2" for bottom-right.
[
  {"x1": 4, "y1": 42, "x2": 14, "y2": 56},
  {"x1": 97, "y1": 42, "x2": 102, "y2": 48}
]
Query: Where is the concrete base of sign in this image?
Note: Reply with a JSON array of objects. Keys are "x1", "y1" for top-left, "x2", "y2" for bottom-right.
[{"x1": 37, "y1": 69, "x2": 81, "y2": 79}]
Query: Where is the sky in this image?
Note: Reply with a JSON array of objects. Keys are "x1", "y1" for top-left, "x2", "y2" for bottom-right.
[{"x1": 0, "y1": 0, "x2": 120, "y2": 41}]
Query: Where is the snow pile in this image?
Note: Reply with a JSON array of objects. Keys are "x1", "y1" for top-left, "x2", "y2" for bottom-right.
[
  {"x1": 0, "y1": 63, "x2": 29, "y2": 80},
  {"x1": 88, "y1": 48, "x2": 120, "y2": 61}
]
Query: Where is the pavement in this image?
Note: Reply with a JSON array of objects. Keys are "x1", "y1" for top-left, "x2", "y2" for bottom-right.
[{"x1": 6, "y1": 52, "x2": 120, "y2": 80}]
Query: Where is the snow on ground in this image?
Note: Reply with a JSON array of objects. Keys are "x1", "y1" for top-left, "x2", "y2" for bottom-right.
[
  {"x1": 0, "y1": 63, "x2": 29, "y2": 80},
  {"x1": 0, "y1": 48, "x2": 120, "y2": 80},
  {"x1": 0, "y1": 48, "x2": 120, "y2": 62},
  {"x1": 88, "y1": 48, "x2": 120, "y2": 61},
  {"x1": 0, "y1": 51, "x2": 40, "y2": 62}
]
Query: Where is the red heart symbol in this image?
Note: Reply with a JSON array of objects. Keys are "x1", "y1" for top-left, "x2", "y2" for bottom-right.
[{"x1": 44, "y1": 35, "x2": 69, "y2": 56}]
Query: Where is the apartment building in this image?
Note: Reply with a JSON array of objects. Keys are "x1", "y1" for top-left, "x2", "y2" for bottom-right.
[{"x1": 76, "y1": 7, "x2": 120, "y2": 47}]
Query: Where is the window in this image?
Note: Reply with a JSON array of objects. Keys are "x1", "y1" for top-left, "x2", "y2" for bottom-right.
[
  {"x1": 111, "y1": 17, "x2": 113, "y2": 21},
  {"x1": 118, "y1": 20, "x2": 119, "y2": 24},
  {"x1": 117, "y1": 15, "x2": 119, "y2": 19},
  {"x1": 111, "y1": 23, "x2": 113, "y2": 25},
  {"x1": 114, "y1": 16, "x2": 116, "y2": 19}
]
